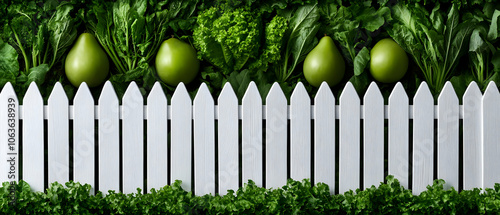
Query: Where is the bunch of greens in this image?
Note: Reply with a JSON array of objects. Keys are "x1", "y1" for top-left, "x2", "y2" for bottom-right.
[
  {"x1": 0, "y1": 0, "x2": 81, "y2": 99},
  {"x1": 2, "y1": 176, "x2": 500, "y2": 214},
  {"x1": 85, "y1": 0, "x2": 198, "y2": 96},
  {"x1": 388, "y1": 2, "x2": 476, "y2": 94},
  {"x1": 451, "y1": 2, "x2": 500, "y2": 94}
]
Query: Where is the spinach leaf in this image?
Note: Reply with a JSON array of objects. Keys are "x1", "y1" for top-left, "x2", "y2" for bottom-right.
[
  {"x1": 0, "y1": 38, "x2": 19, "y2": 87},
  {"x1": 276, "y1": 3, "x2": 320, "y2": 82},
  {"x1": 389, "y1": 3, "x2": 476, "y2": 94}
]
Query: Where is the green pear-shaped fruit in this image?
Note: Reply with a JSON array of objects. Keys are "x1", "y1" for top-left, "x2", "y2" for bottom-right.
[
  {"x1": 65, "y1": 33, "x2": 109, "y2": 87},
  {"x1": 303, "y1": 36, "x2": 345, "y2": 87},
  {"x1": 156, "y1": 38, "x2": 200, "y2": 86}
]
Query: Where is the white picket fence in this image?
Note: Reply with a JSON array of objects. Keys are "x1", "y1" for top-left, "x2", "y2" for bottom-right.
[{"x1": 0, "y1": 80, "x2": 499, "y2": 196}]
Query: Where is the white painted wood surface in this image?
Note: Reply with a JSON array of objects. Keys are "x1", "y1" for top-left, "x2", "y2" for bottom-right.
[
  {"x1": 412, "y1": 82, "x2": 434, "y2": 194},
  {"x1": 314, "y1": 82, "x2": 335, "y2": 194},
  {"x1": 339, "y1": 82, "x2": 360, "y2": 193},
  {"x1": 462, "y1": 82, "x2": 482, "y2": 190},
  {"x1": 265, "y1": 83, "x2": 288, "y2": 189},
  {"x1": 22, "y1": 83, "x2": 44, "y2": 192},
  {"x1": 171, "y1": 83, "x2": 192, "y2": 191},
  {"x1": 193, "y1": 83, "x2": 215, "y2": 195},
  {"x1": 437, "y1": 82, "x2": 459, "y2": 190},
  {"x1": 4, "y1": 80, "x2": 500, "y2": 195},
  {"x1": 290, "y1": 82, "x2": 311, "y2": 181},
  {"x1": 73, "y1": 83, "x2": 95, "y2": 194},
  {"x1": 388, "y1": 83, "x2": 409, "y2": 188},
  {"x1": 242, "y1": 82, "x2": 263, "y2": 187},
  {"x1": 98, "y1": 81, "x2": 120, "y2": 193},
  {"x1": 363, "y1": 82, "x2": 384, "y2": 189},
  {"x1": 482, "y1": 82, "x2": 500, "y2": 189},
  {"x1": 146, "y1": 82, "x2": 168, "y2": 192},
  {"x1": 217, "y1": 83, "x2": 239, "y2": 195},
  {"x1": 48, "y1": 82, "x2": 69, "y2": 184},
  {"x1": 122, "y1": 82, "x2": 144, "y2": 194},
  {"x1": 0, "y1": 83, "x2": 18, "y2": 184}
]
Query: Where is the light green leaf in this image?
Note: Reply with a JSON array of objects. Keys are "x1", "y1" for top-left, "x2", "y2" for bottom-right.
[{"x1": 354, "y1": 47, "x2": 370, "y2": 76}]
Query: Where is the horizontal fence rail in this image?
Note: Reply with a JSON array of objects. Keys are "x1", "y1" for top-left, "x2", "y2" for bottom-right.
[{"x1": 1, "y1": 80, "x2": 499, "y2": 196}]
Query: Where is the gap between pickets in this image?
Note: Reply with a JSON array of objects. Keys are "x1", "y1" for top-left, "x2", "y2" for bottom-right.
[{"x1": 16, "y1": 105, "x2": 466, "y2": 120}]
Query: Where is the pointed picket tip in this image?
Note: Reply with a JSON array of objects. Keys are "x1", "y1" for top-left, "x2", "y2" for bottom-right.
[
  {"x1": 266, "y1": 82, "x2": 286, "y2": 103},
  {"x1": 483, "y1": 81, "x2": 500, "y2": 98},
  {"x1": 464, "y1": 81, "x2": 480, "y2": 95},
  {"x1": 172, "y1": 82, "x2": 191, "y2": 104},
  {"x1": 242, "y1": 81, "x2": 261, "y2": 104},
  {"x1": 194, "y1": 82, "x2": 213, "y2": 103},
  {"x1": 75, "y1": 82, "x2": 92, "y2": 101},
  {"x1": 315, "y1": 82, "x2": 334, "y2": 103},
  {"x1": 388, "y1": 82, "x2": 408, "y2": 102},
  {"x1": 414, "y1": 82, "x2": 432, "y2": 102},
  {"x1": 24, "y1": 82, "x2": 42, "y2": 102},
  {"x1": 148, "y1": 82, "x2": 166, "y2": 101},
  {"x1": 291, "y1": 82, "x2": 309, "y2": 101},
  {"x1": 438, "y1": 81, "x2": 458, "y2": 104},
  {"x1": 1, "y1": 81, "x2": 15, "y2": 95},
  {"x1": 340, "y1": 81, "x2": 359, "y2": 101},
  {"x1": 463, "y1": 81, "x2": 481, "y2": 106},
  {"x1": 218, "y1": 82, "x2": 237, "y2": 104},
  {"x1": 123, "y1": 81, "x2": 143, "y2": 102},
  {"x1": 48, "y1": 82, "x2": 68, "y2": 102},
  {"x1": 364, "y1": 82, "x2": 383, "y2": 101},
  {"x1": 99, "y1": 81, "x2": 118, "y2": 103}
]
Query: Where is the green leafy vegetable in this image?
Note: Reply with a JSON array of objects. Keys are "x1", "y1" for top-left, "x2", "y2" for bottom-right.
[{"x1": 388, "y1": 3, "x2": 476, "y2": 94}]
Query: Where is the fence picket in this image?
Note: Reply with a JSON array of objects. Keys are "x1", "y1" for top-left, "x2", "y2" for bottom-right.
[
  {"x1": 194, "y1": 83, "x2": 215, "y2": 195},
  {"x1": 122, "y1": 82, "x2": 144, "y2": 194},
  {"x1": 22, "y1": 83, "x2": 44, "y2": 192},
  {"x1": 0, "y1": 83, "x2": 19, "y2": 184},
  {"x1": 363, "y1": 82, "x2": 384, "y2": 189},
  {"x1": 463, "y1": 82, "x2": 482, "y2": 190},
  {"x1": 73, "y1": 83, "x2": 95, "y2": 194},
  {"x1": 242, "y1": 82, "x2": 263, "y2": 187},
  {"x1": 437, "y1": 82, "x2": 459, "y2": 190},
  {"x1": 217, "y1": 83, "x2": 239, "y2": 195},
  {"x1": 265, "y1": 83, "x2": 288, "y2": 189},
  {"x1": 48, "y1": 82, "x2": 69, "y2": 184},
  {"x1": 171, "y1": 83, "x2": 192, "y2": 191},
  {"x1": 98, "y1": 81, "x2": 120, "y2": 193},
  {"x1": 314, "y1": 82, "x2": 335, "y2": 194},
  {"x1": 339, "y1": 82, "x2": 360, "y2": 193},
  {"x1": 388, "y1": 83, "x2": 409, "y2": 188},
  {"x1": 291, "y1": 82, "x2": 311, "y2": 181},
  {"x1": 482, "y1": 82, "x2": 500, "y2": 189},
  {"x1": 146, "y1": 82, "x2": 168, "y2": 192},
  {"x1": 412, "y1": 82, "x2": 434, "y2": 194}
]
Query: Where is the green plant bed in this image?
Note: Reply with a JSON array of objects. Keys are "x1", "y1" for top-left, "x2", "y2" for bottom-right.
[{"x1": 1, "y1": 176, "x2": 499, "y2": 214}]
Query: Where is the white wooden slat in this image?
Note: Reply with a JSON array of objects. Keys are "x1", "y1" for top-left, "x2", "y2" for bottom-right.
[
  {"x1": 22, "y1": 82, "x2": 44, "y2": 192},
  {"x1": 194, "y1": 83, "x2": 215, "y2": 195},
  {"x1": 462, "y1": 82, "x2": 482, "y2": 190},
  {"x1": 242, "y1": 82, "x2": 263, "y2": 187},
  {"x1": 0, "y1": 83, "x2": 19, "y2": 184},
  {"x1": 73, "y1": 83, "x2": 95, "y2": 194},
  {"x1": 482, "y1": 81, "x2": 500, "y2": 189},
  {"x1": 363, "y1": 82, "x2": 384, "y2": 189},
  {"x1": 437, "y1": 82, "x2": 459, "y2": 190},
  {"x1": 265, "y1": 83, "x2": 288, "y2": 189},
  {"x1": 412, "y1": 82, "x2": 434, "y2": 194},
  {"x1": 98, "y1": 81, "x2": 120, "y2": 193},
  {"x1": 339, "y1": 82, "x2": 360, "y2": 193},
  {"x1": 217, "y1": 83, "x2": 239, "y2": 195},
  {"x1": 48, "y1": 82, "x2": 69, "y2": 184},
  {"x1": 388, "y1": 83, "x2": 409, "y2": 188},
  {"x1": 146, "y1": 82, "x2": 168, "y2": 192},
  {"x1": 290, "y1": 82, "x2": 311, "y2": 181},
  {"x1": 171, "y1": 83, "x2": 192, "y2": 191},
  {"x1": 122, "y1": 82, "x2": 144, "y2": 194},
  {"x1": 314, "y1": 82, "x2": 335, "y2": 194}
]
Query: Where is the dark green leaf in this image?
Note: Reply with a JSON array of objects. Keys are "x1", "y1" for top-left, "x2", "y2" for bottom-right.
[{"x1": 353, "y1": 47, "x2": 370, "y2": 76}]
